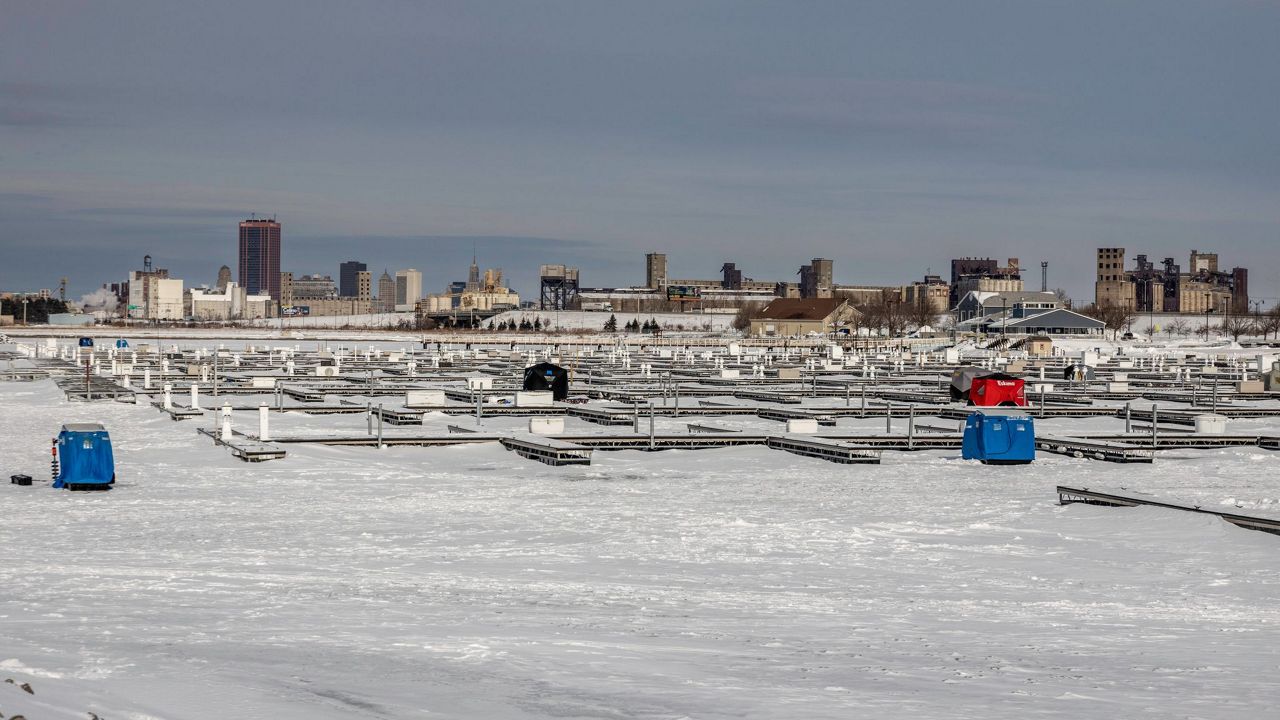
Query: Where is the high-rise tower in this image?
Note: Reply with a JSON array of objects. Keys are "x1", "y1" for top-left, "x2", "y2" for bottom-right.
[
  {"x1": 339, "y1": 260, "x2": 367, "y2": 298},
  {"x1": 238, "y1": 217, "x2": 282, "y2": 301}
]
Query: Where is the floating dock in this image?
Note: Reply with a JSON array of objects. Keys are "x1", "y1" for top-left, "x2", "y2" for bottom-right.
[{"x1": 1057, "y1": 485, "x2": 1280, "y2": 536}]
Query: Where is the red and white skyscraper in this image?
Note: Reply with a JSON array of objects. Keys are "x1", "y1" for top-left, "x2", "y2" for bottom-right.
[{"x1": 238, "y1": 217, "x2": 282, "y2": 301}]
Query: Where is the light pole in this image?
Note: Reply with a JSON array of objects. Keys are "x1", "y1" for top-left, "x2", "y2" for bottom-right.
[
  {"x1": 21, "y1": 297, "x2": 29, "y2": 326},
  {"x1": 1203, "y1": 292, "x2": 1211, "y2": 340}
]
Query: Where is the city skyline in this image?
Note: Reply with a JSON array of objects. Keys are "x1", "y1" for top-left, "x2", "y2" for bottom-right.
[{"x1": 3, "y1": 2, "x2": 1279, "y2": 304}]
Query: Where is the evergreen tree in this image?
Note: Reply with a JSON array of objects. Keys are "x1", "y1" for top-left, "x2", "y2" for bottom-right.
[{"x1": 603, "y1": 314, "x2": 618, "y2": 332}]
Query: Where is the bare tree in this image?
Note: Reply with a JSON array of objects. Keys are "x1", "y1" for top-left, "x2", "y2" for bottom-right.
[
  {"x1": 1221, "y1": 315, "x2": 1256, "y2": 342},
  {"x1": 732, "y1": 302, "x2": 764, "y2": 332},
  {"x1": 906, "y1": 293, "x2": 939, "y2": 330},
  {"x1": 1165, "y1": 318, "x2": 1190, "y2": 337},
  {"x1": 862, "y1": 291, "x2": 908, "y2": 337},
  {"x1": 1081, "y1": 303, "x2": 1134, "y2": 340},
  {"x1": 1264, "y1": 306, "x2": 1280, "y2": 340},
  {"x1": 1053, "y1": 288, "x2": 1073, "y2": 309}
]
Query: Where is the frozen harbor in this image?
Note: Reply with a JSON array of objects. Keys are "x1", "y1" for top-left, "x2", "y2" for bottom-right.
[{"x1": 1, "y1": 337, "x2": 1279, "y2": 719}]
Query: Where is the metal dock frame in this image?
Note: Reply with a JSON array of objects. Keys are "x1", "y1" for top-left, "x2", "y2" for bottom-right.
[
  {"x1": 500, "y1": 435, "x2": 593, "y2": 466},
  {"x1": 1057, "y1": 486, "x2": 1280, "y2": 536}
]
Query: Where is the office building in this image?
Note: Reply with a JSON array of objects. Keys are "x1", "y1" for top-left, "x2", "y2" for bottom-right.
[
  {"x1": 238, "y1": 217, "x2": 282, "y2": 301},
  {"x1": 339, "y1": 260, "x2": 367, "y2": 298},
  {"x1": 395, "y1": 269, "x2": 423, "y2": 311},
  {"x1": 378, "y1": 271, "x2": 396, "y2": 312}
]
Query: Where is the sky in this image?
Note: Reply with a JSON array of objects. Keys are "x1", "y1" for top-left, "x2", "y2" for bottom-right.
[{"x1": 2, "y1": 0, "x2": 1278, "y2": 305}]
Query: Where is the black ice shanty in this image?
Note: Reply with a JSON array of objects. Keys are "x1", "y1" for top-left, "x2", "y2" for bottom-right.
[{"x1": 523, "y1": 362, "x2": 569, "y2": 400}]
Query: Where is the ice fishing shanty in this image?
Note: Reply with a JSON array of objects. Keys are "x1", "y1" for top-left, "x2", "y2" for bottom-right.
[
  {"x1": 522, "y1": 362, "x2": 570, "y2": 401},
  {"x1": 52, "y1": 423, "x2": 115, "y2": 490},
  {"x1": 950, "y1": 368, "x2": 1025, "y2": 406}
]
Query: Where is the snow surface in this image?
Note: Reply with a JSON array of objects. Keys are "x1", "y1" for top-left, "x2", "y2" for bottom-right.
[{"x1": 2, "y1": 351, "x2": 1280, "y2": 718}]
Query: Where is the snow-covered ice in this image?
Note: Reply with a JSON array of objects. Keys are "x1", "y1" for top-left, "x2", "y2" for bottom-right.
[{"x1": 2, "y1": 364, "x2": 1279, "y2": 718}]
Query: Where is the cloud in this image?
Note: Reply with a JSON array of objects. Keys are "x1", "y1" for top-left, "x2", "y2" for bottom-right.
[{"x1": 737, "y1": 77, "x2": 1042, "y2": 141}]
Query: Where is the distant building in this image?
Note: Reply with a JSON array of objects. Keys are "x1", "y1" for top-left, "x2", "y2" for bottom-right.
[
  {"x1": 239, "y1": 217, "x2": 282, "y2": 301},
  {"x1": 1094, "y1": 248, "x2": 1246, "y2": 314},
  {"x1": 339, "y1": 260, "x2": 367, "y2": 298},
  {"x1": 949, "y1": 257, "x2": 1023, "y2": 306},
  {"x1": 749, "y1": 297, "x2": 857, "y2": 337},
  {"x1": 420, "y1": 265, "x2": 519, "y2": 314},
  {"x1": 954, "y1": 295, "x2": 1103, "y2": 336},
  {"x1": 356, "y1": 270, "x2": 372, "y2": 303},
  {"x1": 540, "y1": 265, "x2": 580, "y2": 310},
  {"x1": 291, "y1": 274, "x2": 338, "y2": 300},
  {"x1": 395, "y1": 269, "x2": 423, "y2": 311},
  {"x1": 126, "y1": 255, "x2": 183, "y2": 320},
  {"x1": 645, "y1": 253, "x2": 668, "y2": 289},
  {"x1": 377, "y1": 271, "x2": 396, "y2": 312},
  {"x1": 189, "y1": 282, "x2": 274, "y2": 321},
  {"x1": 798, "y1": 258, "x2": 833, "y2": 299},
  {"x1": 216, "y1": 265, "x2": 232, "y2": 291},
  {"x1": 954, "y1": 290, "x2": 1060, "y2": 322},
  {"x1": 721, "y1": 263, "x2": 743, "y2": 290},
  {"x1": 903, "y1": 275, "x2": 951, "y2": 316}
]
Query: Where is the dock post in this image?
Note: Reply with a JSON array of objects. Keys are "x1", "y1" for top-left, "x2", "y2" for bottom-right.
[
  {"x1": 634, "y1": 401, "x2": 641, "y2": 434},
  {"x1": 143, "y1": 367, "x2": 151, "y2": 390},
  {"x1": 908, "y1": 405, "x2": 915, "y2": 450},
  {"x1": 845, "y1": 383, "x2": 850, "y2": 407},
  {"x1": 213, "y1": 352, "x2": 219, "y2": 397},
  {"x1": 475, "y1": 391, "x2": 483, "y2": 426},
  {"x1": 1211, "y1": 378, "x2": 1218, "y2": 414},
  {"x1": 861, "y1": 385, "x2": 867, "y2": 418},
  {"x1": 1125, "y1": 402, "x2": 1132, "y2": 434},
  {"x1": 1151, "y1": 404, "x2": 1159, "y2": 449},
  {"x1": 885, "y1": 405, "x2": 892, "y2": 434},
  {"x1": 163, "y1": 383, "x2": 172, "y2": 410},
  {"x1": 259, "y1": 403, "x2": 270, "y2": 442},
  {"x1": 648, "y1": 402, "x2": 655, "y2": 451},
  {"x1": 190, "y1": 383, "x2": 200, "y2": 410},
  {"x1": 220, "y1": 403, "x2": 232, "y2": 441},
  {"x1": 1040, "y1": 385, "x2": 1046, "y2": 418},
  {"x1": 367, "y1": 401, "x2": 373, "y2": 434},
  {"x1": 377, "y1": 403, "x2": 384, "y2": 447},
  {"x1": 674, "y1": 382, "x2": 680, "y2": 417}
]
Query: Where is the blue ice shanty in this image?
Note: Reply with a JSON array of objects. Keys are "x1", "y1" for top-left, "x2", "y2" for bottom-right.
[
  {"x1": 53, "y1": 423, "x2": 115, "y2": 490},
  {"x1": 962, "y1": 412, "x2": 1035, "y2": 465}
]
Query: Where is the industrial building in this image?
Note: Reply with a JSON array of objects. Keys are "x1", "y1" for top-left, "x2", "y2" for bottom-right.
[
  {"x1": 949, "y1": 257, "x2": 1023, "y2": 306},
  {"x1": 539, "y1": 265, "x2": 580, "y2": 310},
  {"x1": 126, "y1": 256, "x2": 184, "y2": 320},
  {"x1": 419, "y1": 263, "x2": 521, "y2": 316},
  {"x1": 1095, "y1": 248, "x2": 1248, "y2": 314},
  {"x1": 280, "y1": 271, "x2": 372, "y2": 317},
  {"x1": 188, "y1": 282, "x2": 274, "y2": 321}
]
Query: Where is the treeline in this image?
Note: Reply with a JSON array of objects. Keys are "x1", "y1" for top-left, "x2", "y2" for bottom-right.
[{"x1": 1, "y1": 297, "x2": 69, "y2": 323}]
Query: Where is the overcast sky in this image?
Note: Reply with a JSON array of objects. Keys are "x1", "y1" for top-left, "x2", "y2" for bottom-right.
[{"x1": 3, "y1": 0, "x2": 1278, "y2": 305}]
